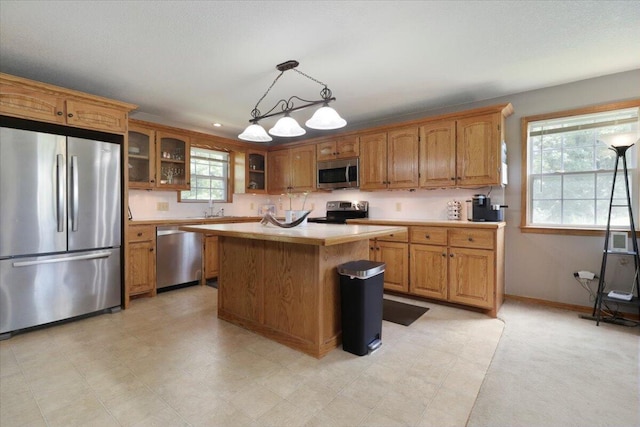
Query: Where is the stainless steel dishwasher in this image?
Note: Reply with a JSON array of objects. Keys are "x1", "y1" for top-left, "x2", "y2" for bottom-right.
[{"x1": 156, "y1": 226, "x2": 202, "y2": 290}]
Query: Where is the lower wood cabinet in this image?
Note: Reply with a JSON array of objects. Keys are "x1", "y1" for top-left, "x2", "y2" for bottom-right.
[
  {"x1": 126, "y1": 225, "x2": 156, "y2": 308},
  {"x1": 204, "y1": 235, "x2": 219, "y2": 280},
  {"x1": 359, "y1": 220, "x2": 505, "y2": 317},
  {"x1": 369, "y1": 231, "x2": 409, "y2": 293}
]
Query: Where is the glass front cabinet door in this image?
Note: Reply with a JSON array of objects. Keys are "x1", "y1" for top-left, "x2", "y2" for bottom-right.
[
  {"x1": 128, "y1": 125, "x2": 155, "y2": 189},
  {"x1": 246, "y1": 151, "x2": 266, "y2": 193},
  {"x1": 156, "y1": 131, "x2": 190, "y2": 190}
]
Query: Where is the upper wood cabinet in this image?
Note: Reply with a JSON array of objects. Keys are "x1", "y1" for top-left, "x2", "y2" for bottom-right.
[
  {"x1": 0, "y1": 73, "x2": 135, "y2": 134},
  {"x1": 418, "y1": 107, "x2": 509, "y2": 188},
  {"x1": 455, "y1": 113, "x2": 502, "y2": 187},
  {"x1": 128, "y1": 124, "x2": 156, "y2": 189},
  {"x1": 246, "y1": 151, "x2": 267, "y2": 194},
  {"x1": 156, "y1": 130, "x2": 190, "y2": 190},
  {"x1": 268, "y1": 145, "x2": 315, "y2": 194},
  {"x1": 316, "y1": 136, "x2": 359, "y2": 161},
  {"x1": 419, "y1": 120, "x2": 456, "y2": 188},
  {"x1": 359, "y1": 127, "x2": 419, "y2": 190}
]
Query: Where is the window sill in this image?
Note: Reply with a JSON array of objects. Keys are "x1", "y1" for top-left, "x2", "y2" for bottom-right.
[{"x1": 519, "y1": 226, "x2": 638, "y2": 237}]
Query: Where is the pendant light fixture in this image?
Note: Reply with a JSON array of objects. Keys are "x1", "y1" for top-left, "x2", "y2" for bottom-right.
[{"x1": 238, "y1": 60, "x2": 347, "y2": 142}]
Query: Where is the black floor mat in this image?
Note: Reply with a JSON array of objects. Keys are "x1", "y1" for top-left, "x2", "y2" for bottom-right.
[{"x1": 383, "y1": 299, "x2": 429, "y2": 326}]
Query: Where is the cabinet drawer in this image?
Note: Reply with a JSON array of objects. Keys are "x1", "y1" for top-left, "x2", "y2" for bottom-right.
[
  {"x1": 410, "y1": 226, "x2": 447, "y2": 245},
  {"x1": 448, "y1": 228, "x2": 494, "y2": 250},
  {"x1": 377, "y1": 230, "x2": 408, "y2": 242},
  {"x1": 128, "y1": 225, "x2": 155, "y2": 242}
]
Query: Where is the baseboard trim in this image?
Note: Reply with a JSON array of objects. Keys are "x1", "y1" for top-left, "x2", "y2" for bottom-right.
[{"x1": 504, "y1": 294, "x2": 639, "y2": 321}]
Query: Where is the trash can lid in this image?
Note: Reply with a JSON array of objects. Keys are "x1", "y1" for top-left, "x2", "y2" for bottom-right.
[{"x1": 338, "y1": 260, "x2": 386, "y2": 279}]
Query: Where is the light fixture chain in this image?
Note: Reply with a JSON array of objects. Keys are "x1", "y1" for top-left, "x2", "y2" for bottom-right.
[
  {"x1": 293, "y1": 68, "x2": 327, "y2": 88},
  {"x1": 252, "y1": 71, "x2": 285, "y2": 118}
]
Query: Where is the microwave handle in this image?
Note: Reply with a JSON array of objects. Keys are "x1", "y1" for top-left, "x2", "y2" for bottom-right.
[{"x1": 345, "y1": 162, "x2": 350, "y2": 185}]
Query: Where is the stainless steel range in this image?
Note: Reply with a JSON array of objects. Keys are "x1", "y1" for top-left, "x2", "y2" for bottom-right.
[{"x1": 307, "y1": 201, "x2": 369, "y2": 224}]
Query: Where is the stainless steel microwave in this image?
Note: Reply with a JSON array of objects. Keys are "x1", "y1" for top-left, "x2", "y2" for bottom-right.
[{"x1": 317, "y1": 158, "x2": 359, "y2": 190}]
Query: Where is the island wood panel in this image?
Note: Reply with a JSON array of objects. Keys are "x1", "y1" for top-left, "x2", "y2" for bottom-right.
[
  {"x1": 218, "y1": 237, "x2": 264, "y2": 324},
  {"x1": 263, "y1": 241, "x2": 318, "y2": 344},
  {"x1": 216, "y1": 235, "x2": 368, "y2": 358}
]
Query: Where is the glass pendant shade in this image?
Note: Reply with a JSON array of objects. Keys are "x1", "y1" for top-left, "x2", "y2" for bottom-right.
[
  {"x1": 238, "y1": 123, "x2": 272, "y2": 142},
  {"x1": 305, "y1": 105, "x2": 347, "y2": 130},
  {"x1": 268, "y1": 116, "x2": 306, "y2": 137}
]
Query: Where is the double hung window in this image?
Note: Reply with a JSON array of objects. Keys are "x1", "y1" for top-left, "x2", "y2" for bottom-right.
[
  {"x1": 180, "y1": 147, "x2": 230, "y2": 202},
  {"x1": 522, "y1": 103, "x2": 639, "y2": 233}
]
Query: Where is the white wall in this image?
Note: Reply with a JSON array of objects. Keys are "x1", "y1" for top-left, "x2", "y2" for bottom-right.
[{"x1": 129, "y1": 69, "x2": 640, "y2": 310}]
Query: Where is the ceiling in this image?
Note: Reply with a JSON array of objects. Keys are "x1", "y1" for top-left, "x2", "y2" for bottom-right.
[{"x1": 1, "y1": 1, "x2": 639, "y2": 145}]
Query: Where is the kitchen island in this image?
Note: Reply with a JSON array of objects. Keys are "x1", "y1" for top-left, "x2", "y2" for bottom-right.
[{"x1": 180, "y1": 222, "x2": 407, "y2": 358}]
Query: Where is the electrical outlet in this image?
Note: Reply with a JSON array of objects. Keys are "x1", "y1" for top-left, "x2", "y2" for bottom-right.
[
  {"x1": 396, "y1": 202, "x2": 402, "y2": 212},
  {"x1": 156, "y1": 202, "x2": 169, "y2": 211}
]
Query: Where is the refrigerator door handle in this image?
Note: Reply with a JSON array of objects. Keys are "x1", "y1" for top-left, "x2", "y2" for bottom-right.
[
  {"x1": 12, "y1": 251, "x2": 112, "y2": 267},
  {"x1": 71, "y1": 155, "x2": 79, "y2": 232},
  {"x1": 56, "y1": 154, "x2": 65, "y2": 232}
]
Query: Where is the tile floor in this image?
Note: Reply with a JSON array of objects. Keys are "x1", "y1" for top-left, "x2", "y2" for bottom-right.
[{"x1": 0, "y1": 285, "x2": 504, "y2": 427}]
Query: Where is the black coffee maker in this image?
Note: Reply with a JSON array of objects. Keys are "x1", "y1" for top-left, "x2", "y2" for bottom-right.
[{"x1": 469, "y1": 194, "x2": 507, "y2": 222}]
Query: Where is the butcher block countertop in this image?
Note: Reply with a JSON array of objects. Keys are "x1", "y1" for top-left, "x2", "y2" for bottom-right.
[{"x1": 180, "y1": 222, "x2": 407, "y2": 246}]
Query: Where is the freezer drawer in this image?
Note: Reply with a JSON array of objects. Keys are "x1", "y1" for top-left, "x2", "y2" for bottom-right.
[{"x1": 0, "y1": 248, "x2": 121, "y2": 335}]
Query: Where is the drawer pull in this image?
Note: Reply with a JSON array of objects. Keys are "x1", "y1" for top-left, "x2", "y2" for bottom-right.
[
  {"x1": 137, "y1": 232, "x2": 143, "y2": 237},
  {"x1": 468, "y1": 237, "x2": 474, "y2": 242},
  {"x1": 425, "y1": 234, "x2": 430, "y2": 239}
]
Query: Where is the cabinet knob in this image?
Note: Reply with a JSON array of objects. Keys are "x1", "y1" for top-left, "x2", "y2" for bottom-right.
[
  {"x1": 425, "y1": 234, "x2": 430, "y2": 239},
  {"x1": 67, "y1": 113, "x2": 74, "y2": 118},
  {"x1": 370, "y1": 246, "x2": 374, "y2": 251},
  {"x1": 450, "y1": 253, "x2": 454, "y2": 257},
  {"x1": 137, "y1": 232, "x2": 143, "y2": 237},
  {"x1": 56, "y1": 111, "x2": 63, "y2": 116},
  {"x1": 377, "y1": 247, "x2": 380, "y2": 251},
  {"x1": 442, "y1": 253, "x2": 446, "y2": 257},
  {"x1": 468, "y1": 237, "x2": 474, "y2": 242},
  {"x1": 150, "y1": 179, "x2": 155, "y2": 183},
  {"x1": 451, "y1": 177, "x2": 455, "y2": 180},
  {"x1": 150, "y1": 248, "x2": 154, "y2": 252}
]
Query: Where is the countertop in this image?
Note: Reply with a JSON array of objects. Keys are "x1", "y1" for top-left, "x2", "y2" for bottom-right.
[
  {"x1": 128, "y1": 216, "x2": 261, "y2": 226},
  {"x1": 347, "y1": 218, "x2": 506, "y2": 229},
  {"x1": 179, "y1": 222, "x2": 407, "y2": 246}
]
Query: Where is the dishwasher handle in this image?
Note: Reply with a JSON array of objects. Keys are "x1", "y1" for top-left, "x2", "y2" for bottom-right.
[{"x1": 157, "y1": 229, "x2": 189, "y2": 237}]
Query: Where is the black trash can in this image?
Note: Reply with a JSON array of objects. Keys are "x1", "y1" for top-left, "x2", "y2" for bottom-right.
[{"x1": 338, "y1": 260, "x2": 385, "y2": 356}]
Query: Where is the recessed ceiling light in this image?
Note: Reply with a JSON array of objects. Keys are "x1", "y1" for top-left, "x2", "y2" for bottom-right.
[{"x1": 213, "y1": 123, "x2": 222, "y2": 127}]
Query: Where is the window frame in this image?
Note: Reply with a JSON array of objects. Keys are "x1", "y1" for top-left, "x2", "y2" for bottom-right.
[
  {"x1": 520, "y1": 99, "x2": 640, "y2": 236},
  {"x1": 178, "y1": 146, "x2": 233, "y2": 203}
]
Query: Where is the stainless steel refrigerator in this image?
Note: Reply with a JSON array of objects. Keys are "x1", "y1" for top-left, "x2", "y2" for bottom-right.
[{"x1": 0, "y1": 126, "x2": 122, "y2": 337}]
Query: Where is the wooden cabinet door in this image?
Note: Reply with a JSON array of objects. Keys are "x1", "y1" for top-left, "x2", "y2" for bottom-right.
[
  {"x1": 290, "y1": 145, "x2": 316, "y2": 192},
  {"x1": 448, "y1": 247, "x2": 494, "y2": 309},
  {"x1": 410, "y1": 244, "x2": 448, "y2": 300},
  {"x1": 127, "y1": 240, "x2": 156, "y2": 297},
  {"x1": 204, "y1": 235, "x2": 219, "y2": 279},
  {"x1": 456, "y1": 113, "x2": 500, "y2": 187},
  {"x1": 316, "y1": 140, "x2": 337, "y2": 161},
  {"x1": 376, "y1": 241, "x2": 409, "y2": 292},
  {"x1": 65, "y1": 100, "x2": 127, "y2": 133},
  {"x1": 156, "y1": 131, "x2": 190, "y2": 190},
  {"x1": 267, "y1": 149, "x2": 291, "y2": 193},
  {"x1": 387, "y1": 127, "x2": 419, "y2": 189},
  {"x1": 247, "y1": 151, "x2": 267, "y2": 194},
  {"x1": 128, "y1": 125, "x2": 156, "y2": 189},
  {"x1": 419, "y1": 121, "x2": 456, "y2": 188},
  {"x1": 359, "y1": 132, "x2": 388, "y2": 190},
  {"x1": 0, "y1": 83, "x2": 66, "y2": 124},
  {"x1": 335, "y1": 136, "x2": 359, "y2": 159}
]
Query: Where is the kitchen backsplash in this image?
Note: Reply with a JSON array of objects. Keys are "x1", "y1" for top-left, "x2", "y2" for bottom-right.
[{"x1": 128, "y1": 187, "x2": 503, "y2": 221}]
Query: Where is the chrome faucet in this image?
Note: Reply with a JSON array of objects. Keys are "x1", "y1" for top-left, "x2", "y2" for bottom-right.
[{"x1": 204, "y1": 205, "x2": 224, "y2": 218}]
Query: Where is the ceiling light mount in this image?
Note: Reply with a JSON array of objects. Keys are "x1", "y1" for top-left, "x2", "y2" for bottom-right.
[{"x1": 238, "y1": 60, "x2": 346, "y2": 142}]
